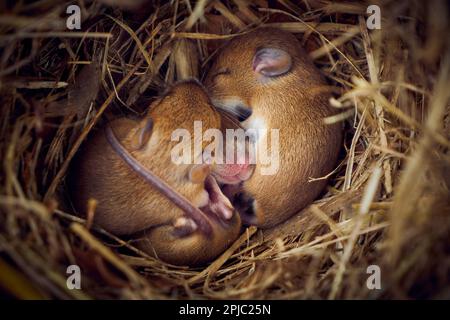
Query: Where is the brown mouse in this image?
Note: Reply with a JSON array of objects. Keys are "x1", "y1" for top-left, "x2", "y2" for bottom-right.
[
  {"x1": 205, "y1": 27, "x2": 342, "y2": 228},
  {"x1": 72, "y1": 80, "x2": 250, "y2": 266}
]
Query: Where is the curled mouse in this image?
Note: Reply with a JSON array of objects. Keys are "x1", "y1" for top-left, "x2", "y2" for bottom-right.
[
  {"x1": 205, "y1": 27, "x2": 342, "y2": 228},
  {"x1": 72, "y1": 80, "x2": 252, "y2": 266}
]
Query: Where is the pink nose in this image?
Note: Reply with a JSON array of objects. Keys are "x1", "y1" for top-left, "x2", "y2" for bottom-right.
[{"x1": 219, "y1": 162, "x2": 249, "y2": 177}]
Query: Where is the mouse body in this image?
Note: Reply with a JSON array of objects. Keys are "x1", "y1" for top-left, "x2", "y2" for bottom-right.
[
  {"x1": 72, "y1": 81, "x2": 249, "y2": 265},
  {"x1": 205, "y1": 28, "x2": 342, "y2": 228}
]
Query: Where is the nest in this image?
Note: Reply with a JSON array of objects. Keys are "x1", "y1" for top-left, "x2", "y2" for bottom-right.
[{"x1": 0, "y1": 0, "x2": 449, "y2": 299}]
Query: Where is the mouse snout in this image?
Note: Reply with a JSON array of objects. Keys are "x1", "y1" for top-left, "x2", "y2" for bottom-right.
[
  {"x1": 209, "y1": 131, "x2": 256, "y2": 185},
  {"x1": 235, "y1": 105, "x2": 252, "y2": 122}
]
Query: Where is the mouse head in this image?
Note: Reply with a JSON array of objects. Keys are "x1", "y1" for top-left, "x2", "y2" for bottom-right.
[
  {"x1": 128, "y1": 80, "x2": 222, "y2": 202},
  {"x1": 204, "y1": 28, "x2": 300, "y2": 120},
  {"x1": 123, "y1": 80, "x2": 247, "y2": 265},
  {"x1": 132, "y1": 79, "x2": 254, "y2": 191}
]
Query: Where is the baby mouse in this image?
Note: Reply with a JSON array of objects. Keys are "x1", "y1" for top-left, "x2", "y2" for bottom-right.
[
  {"x1": 72, "y1": 80, "x2": 250, "y2": 266},
  {"x1": 205, "y1": 27, "x2": 342, "y2": 228}
]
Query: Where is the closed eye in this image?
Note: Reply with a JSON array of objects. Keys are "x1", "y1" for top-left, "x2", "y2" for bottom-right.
[
  {"x1": 212, "y1": 68, "x2": 231, "y2": 79},
  {"x1": 217, "y1": 103, "x2": 252, "y2": 122},
  {"x1": 235, "y1": 105, "x2": 252, "y2": 122}
]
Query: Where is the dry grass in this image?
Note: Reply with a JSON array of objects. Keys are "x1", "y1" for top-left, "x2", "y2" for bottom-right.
[{"x1": 0, "y1": 0, "x2": 449, "y2": 299}]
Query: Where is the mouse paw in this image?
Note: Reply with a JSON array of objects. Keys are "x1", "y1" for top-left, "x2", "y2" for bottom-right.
[
  {"x1": 172, "y1": 217, "x2": 197, "y2": 237},
  {"x1": 205, "y1": 175, "x2": 234, "y2": 220}
]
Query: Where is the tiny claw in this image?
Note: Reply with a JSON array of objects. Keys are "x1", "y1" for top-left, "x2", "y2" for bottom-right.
[{"x1": 173, "y1": 217, "x2": 197, "y2": 237}]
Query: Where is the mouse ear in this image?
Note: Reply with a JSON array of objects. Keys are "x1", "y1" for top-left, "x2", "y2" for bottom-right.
[
  {"x1": 253, "y1": 48, "x2": 292, "y2": 77},
  {"x1": 132, "y1": 117, "x2": 153, "y2": 150}
]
